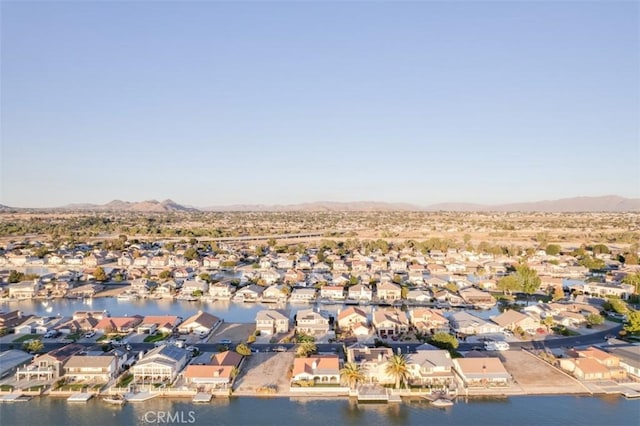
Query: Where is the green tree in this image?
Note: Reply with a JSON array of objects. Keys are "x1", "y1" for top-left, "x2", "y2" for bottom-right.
[
  {"x1": 235, "y1": 343, "x2": 252, "y2": 356},
  {"x1": 401, "y1": 286, "x2": 409, "y2": 299},
  {"x1": 93, "y1": 267, "x2": 107, "y2": 282},
  {"x1": 497, "y1": 275, "x2": 520, "y2": 296},
  {"x1": 158, "y1": 270, "x2": 172, "y2": 280},
  {"x1": 296, "y1": 341, "x2": 317, "y2": 357},
  {"x1": 198, "y1": 273, "x2": 212, "y2": 283},
  {"x1": 542, "y1": 316, "x2": 555, "y2": 331},
  {"x1": 340, "y1": 362, "x2": 365, "y2": 390},
  {"x1": 623, "y1": 311, "x2": 640, "y2": 334},
  {"x1": 23, "y1": 339, "x2": 44, "y2": 354},
  {"x1": 545, "y1": 244, "x2": 561, "y2": 256},
  {"x1": 428, "y1": 332, "x2": 459, "y2": 351},
  {"x1": 184, "y1": 247, "x2": 199, "y2": 261},
  {"x1": 586, "y1": 314, "x2": 604, "y2": 326},
  {"x1": 515, "y1": 265, "x2": 541, "y2": 304},
  {"x1": 622, "y1": 273, "x2": 640, "y2": 294},
  {"x1": 604, "y1": 298, "x2": 629, "y2": 314},
  {"x1": 552, "y1": 286, "x2": 565, "y2": 301},
  {"x1": 591, "y1": 244, "x2": 610, "y2": 255},
  {"x1": 385, "y1": 354, "x2": 409, "y2": 389},
  {"x1": 8, "y1": 270, "x2": 24, "y2": 283}
]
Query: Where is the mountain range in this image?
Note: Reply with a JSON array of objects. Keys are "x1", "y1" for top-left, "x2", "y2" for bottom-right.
[{"x1": 1, "y1": 195, "x2": 638, "y2": 213}]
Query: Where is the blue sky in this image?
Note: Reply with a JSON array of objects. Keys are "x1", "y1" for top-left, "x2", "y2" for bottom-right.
[{"x1": 1, "y1": 1, "x2": 638, "y2": 208}]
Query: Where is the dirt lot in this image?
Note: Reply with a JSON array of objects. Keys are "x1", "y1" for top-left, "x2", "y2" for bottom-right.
[
  {"x1": 233, "y1": 352, "x2": 295, "y2": 394},
  {"x1": 207, "y1": 322, "x2": 255, "y2": 344},
  {"x1": 500, "y1": 350, "x2": 588, "y2": 394}
]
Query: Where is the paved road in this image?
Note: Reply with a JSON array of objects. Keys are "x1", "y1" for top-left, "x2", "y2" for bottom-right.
[{"x1": 0, "y1": 325, "x2": 622, "y2": 355}]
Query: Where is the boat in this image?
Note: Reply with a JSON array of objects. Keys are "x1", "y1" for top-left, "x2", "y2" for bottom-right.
[
  {"x1": 431, "y1": 398, "x2": 454, "y2": 407},
  {"x1": 102, "y1": 394, "x2": 126, "y2": 405}
]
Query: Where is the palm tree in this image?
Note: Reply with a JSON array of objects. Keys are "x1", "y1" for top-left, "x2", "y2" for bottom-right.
[
  {"x1": 385, "y1": 354, "x2": 409, "y2": 390},
  {"x1": 340, "y1": 362, "x2": 365, "y2": 390},
  {"x1": 296, "y1": 341, "x2": 317, "y2": 357}
]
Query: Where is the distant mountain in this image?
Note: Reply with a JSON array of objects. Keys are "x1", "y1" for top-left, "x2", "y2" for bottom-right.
[
  {"x1": 202, "y1": 201, "x2": 422, "y2": 212},
  {"x1": 424, "y1": 195, "x2": 640, "y2": 212},
  {"x1": 60, "y1": 199, "x2": 198, "y2": 213},
  {"x1": 0, "y1": 204, "x2": 17, "y2": 212}
]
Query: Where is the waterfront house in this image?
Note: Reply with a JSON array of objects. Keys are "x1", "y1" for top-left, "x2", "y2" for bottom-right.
[
  {"x1": 376, "y1": 282, "x2": 402, "y2": 302},
  {"x1": 337, "y1": 307, "x2": 368, "y2": 332},
  {"x1": 290, "y1": 288, "x2": 317, "y2": 303},
  {"x1": 262, "y1": 284, "x2": 288, "y2": 303},
  {"x1": 7, "y1": 280, "x2": 40, "y2": 299},
  {"x1": 491, "y1": 310, "x2": 540, "y2": 333},
  {"x1": 66, "y1": 283, "x2": 104, "y2": 299},
  {"x1": 406, "y1": 349, "x2": 455, "y2": 387},
  {"x1": 0, "y1": 310, "x2": 27, "y2": 333},
  {"x1": 137, "y1": 315, "x2": 181, "y2": 335},
  {"x1": 560, "y1": 347, "x2": 626, "y2": 380},
  {"x1": 406, "y1": 289, "x2": 431, "y2": 303},
  {"x1": 63, "y1": 354, "x2": 117, "y2": 383},
  {"x1": 56, "y1": 316, "x2": 99, "y2": 334},
  {"x1": 458, "y1": 287, "x2": 496, "y2": 309},
  {"x1": 448, "y1": 311, "x2": 502, "y2": 336},
  {"x1": 433, "y1": 290, "x2": 465, "y2": 306},
  {"x1": 209, "y1": 282, "x2": 235, "y2": 300},
  {"x1": 284, "y1": 269, "x2": 307, "y2": 284},
  {"x1": 132, "y1": 345, "x2": 189, "y2": 383},
  {"x1": 346, "y1": 344, "x2": 394, "y2": 385},
  {"x1": 130, "y1": 278, "x2": 157, "y2": 296},
  {"x1": 320, "y1": 285, "x2": 345, "y2": 300},
  {"x1": 94, "y1": 316, "x2": 143, "y2": 334},
  {"x1": 453, "y1": 357, "x2": 511, "y2": 387},
  {"x1": 291, "y1": 355, "x2": 340, "y2": 386},
  {"x1": 255, "y1": 309, "x2": 290, "y2": 335},
  {"x1": 156, "y1": 280, "x2": 180, "y2": 298},
  {"x1": 183, "y1": 364, "x2": 234, "y2": 389},
  {"x1": 409, "y1": 308, "x2": 449, "y2": 335},
  {"x1": 295, "y1": 309, "x2": 330, "y2": 336},
  {"x1": 372, "y1": 309, "x2": 409, "y2": 338},
  {"x1": 178, "y1": 311, "x2": 222, "y2": 336},
  {"x1": 234, "y1": 284, "x2": 265, "y2": 302},
  {"x1": 603, "y1": 345, "x2": 640, "y2": 380},
  {"x1": 181, "y1": 279, "x2": 209, "y2": 296},
  {"x1": 16, "y1": 343, "x2": 85, "y2": 381},
  {"x1": 347, "y1": 284, "x2": 373, "y2": 302}
]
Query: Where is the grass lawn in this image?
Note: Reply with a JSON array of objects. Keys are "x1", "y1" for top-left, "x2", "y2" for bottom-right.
[
  {"x1": 13, "y1": 334, "x2": 41, "y2": 343},
  {"x1": 144, "y1": 333, "x2": 170, "y2": 343},
  {"x1": 0, "y1": 384, "x2": 14, "y2": 392},
  {"x1": 66, "y1": 332, "x2": 81, "y2": 341},
  {"x1": 117, "y1": 374, "x2": 134, "y2": 388},
  {"x1": 25, "y1": 385, "x2": 45, "y2": 392}
]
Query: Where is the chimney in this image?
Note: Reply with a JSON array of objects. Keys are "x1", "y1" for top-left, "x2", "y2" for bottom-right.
[
  {"x1": 378, "y1": 353, "x2": 382, "y2": 362},
  {"x1": 312, "y1": 360, "x2": 318, "y2": 370},
  {"x1": 397, "y1": 347, "x2": 401, "y2": 355}
]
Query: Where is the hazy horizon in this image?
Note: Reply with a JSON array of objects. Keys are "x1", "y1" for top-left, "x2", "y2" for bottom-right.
[{"x1": 1, "y1": 2, "x2": 638, "y2": 208}]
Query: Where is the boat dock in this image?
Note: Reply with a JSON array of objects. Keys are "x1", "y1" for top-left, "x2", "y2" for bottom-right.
[
  {"x1": 0, "y1": 393, "x2": 30, "y2": 403},
  {"x1": 357, "y1": 385, "x2": 389, "y2": 403},
  {"x1": 193, "y1": 392, "x2": 212, "y2": 403},
  {"x1": 127, "y1": 392, "x2": 158, "y2": 402},
  {"x1": 67, "y1": 393, "x2": 94, "y2": 403}
]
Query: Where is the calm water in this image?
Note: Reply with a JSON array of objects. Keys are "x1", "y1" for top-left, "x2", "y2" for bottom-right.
[{"x1": 0, "y1": 395, "x2": 638, "y2": 426}]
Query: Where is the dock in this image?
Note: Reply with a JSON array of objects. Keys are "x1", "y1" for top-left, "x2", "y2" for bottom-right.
[
  {"x1": 127, "y1": 392, "x2": 158, "y2": 402},
  {"x1": 357, "y1": 385, "x2": 389, "y2": 403},
  {"x1": 0, "y1": 393, "x2": 30, "y2": 403},
  {"x1": 67, "y1": 393, "x2": 94, "y2": 403},
  {"x1": 193, "y1": 392, "x2": 212, "y2": 403}
]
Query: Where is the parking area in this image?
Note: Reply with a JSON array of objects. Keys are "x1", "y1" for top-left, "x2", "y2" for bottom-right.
[{"x1": 206, "y1": 323, "x2": 255, "y2": 344}]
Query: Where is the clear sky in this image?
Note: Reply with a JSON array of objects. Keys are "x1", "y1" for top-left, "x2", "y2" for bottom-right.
[{"x1": 1, "y1": 1, "x2": 638, "y2": 208}]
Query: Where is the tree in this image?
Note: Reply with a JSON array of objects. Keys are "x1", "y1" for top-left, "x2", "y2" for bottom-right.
[
  {"x1": 23, "y1": 339, "x2": 44, "y2": 354},
  {"x1": 235, "y1": 343, "x2": 252, "y2": 356},
  {"x1": 542, "y1": 316, "x2": 554, "y2": 332},
  {"x1": 401, "y1": 286, "x2": 409, "y2": 299},
  {"x1": 515, "y1": 265, "x2": 541, "y2": 304},
  {"x1": 624, "y1": 311, "x2": 640, "y2": 334},
  {"x1": 8, "y1": 270, "x2": 24, "y2": 283},
  {"x1": 184, "y1": 247, "x2": 199, "y2": 261},
  {"x1": 622, "y1": 273, "x2": 640, "y2": 295},
  {"x1": 296, "y1": 342, "x2": 317, "y2": 357},
  {"x1": 586, "y1": 314, "x2": 604, "y2": 326},
  {"x1": 340, "y1": 362, "x2": 365, "y2": 390},
  {"x1": 497, "y1": 275, "x2": 520, "y2": 296},
  {"x1": 591, "y1": 244, "x2": 610, "y2": 255},
  {"x1": 93, "y1": 267, "x2": 107, "y2": 282},
  {"x1": 385, "y1": 354, "x2": 409, "y2": 389},
  {"x1": 158, "y1": 270, "x2": 172, "y2": 280},
  {"x1": 604, "y1": 298, "x2": 629, "y2": 314},
  {"x1": 428, "y1": 332, "x2": 459, "y2": 351},
  {"x1": 545, "y1": 244, "x2": 561, "y2": 256},
  {"x1": 198, "y1": 273, "x2": 212, "y2": 283},
  {"x1": 552, "y1": 286, "x2": 565, "y2": 301}
]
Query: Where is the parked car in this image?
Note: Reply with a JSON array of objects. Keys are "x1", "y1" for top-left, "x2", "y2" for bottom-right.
[
  {"x1": 85, "y1": 331, "x2": 96, "y2": 339},
  {"x1": 219, "y1": 339, "x2": 232, "y2": 345}
]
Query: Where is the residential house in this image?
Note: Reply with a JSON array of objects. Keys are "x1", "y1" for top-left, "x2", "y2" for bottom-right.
[
  {"x1": 66, "y1": 283, "x2": 104, "y2": 299},
  {"x1": 582, "y1": 282, "x2": 635, "y2": 300},
  {"x1": 491, "y1": 310, "x2": 540, "y2": 333},
  {"x1": 63, "y1": 355, "x2": 118, "y2": 383},
  {"x1": 178, "y1": 311, "x2": 222, "y2": 336},
  {"x1": 372, "y1": 309, "x2": 410, "y2": 337},
  {"x1": 376, "y1": 282, "x2": 402, "y2": 302},
  {"x1": 262, "y1": 284, "x2": 288, "y2": 303},
  {"x1": 94, "y1": 316, "x2": 143, "y2": 334},
  {"x1": 284, "y1": 269, "x2": 306, "y2": 284},
  {"x1": 320, "y1": 285, "x2": 345, "y2": 300},
  {"x1": 296, "y1": 309, "x2": 330, "y2": 336},
  {"x1": 337, "y1": 307, "x2": 368, "y2": 333},
  {"x1": 390, "y1": 260, "x2": 407, "y2": 273},
  {"x1": 347, "y1": 284, "x2": 373, "y2": 302},
  {"x1": 332, "y1": 260, "x2": 349, "y2": 273},
  {"x1": 181, "y1": 279, "x2": 209, "y2": 296},
  {"x1": 130, "y1": 278, "x2": 157, "y2": 296},
  {"x1": 346, "y1": 344, "x2": 394, "y2": 385},
  {"x1": 234, "y1": 284, "x2": 265, "y2": 302},
  {"x1": 137, "y1": 316, "x2": 181, "y2": 335},
  {"x1": 16, "y1": 343, "x2": 85, "y2": 381},
  {"x1": 255, "y1": 310, "x2": 290, "y2": 335},
  {"x1": 406, "y1": 289, "x2": 432, "y2": 303},
  {"x1": 182, "y1": 350, "x2": 242, "y2": 390},
  {"x1": 260, "y1": 269, "x2": 282, "y2": 285},
  {"x1": 7, "y1": 280, "x2": 40, "y2": 299},
  {"x1": 156, "y1": 280, "x2": 180, "y2": 299},
  {"x1": 406, "y1": 349, "x2": 455, "y2": 387},
  {"x1": 560, "y1": 347, "x2": 626, "y2": 380},
  {"x1": 291, "y1": 355, "x2": 340, "y2": 385},
  {"x1": 453, "y1": 357, "x2": 511, "y2": 387},
  {"x1": 458, "y1": 287, "x2": 497, "y2": 309},
  {"x1": 0, "y1": 310, "x2": 26, "y2": 332},
  {"x1": 208, "y1": 282, "x2": 235, "y2": 300},
  {"x1": 132, "y1": 345, "x2": 189, "y2": 383},
  {"x1": 604, "y1": 345, "x2": 640, "y2": 380},
  {"x1": 449, "y1": 311, "x2": 503, "y2": 336},
  {"x1": 290, "y1": 288, "x2": 317, "y2": 303},
  {"x1": 410, "y1": 308, "x2": 449, "y2": 334}
]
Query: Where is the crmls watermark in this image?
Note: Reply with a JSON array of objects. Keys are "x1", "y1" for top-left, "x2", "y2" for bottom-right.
[{"x1": 142, "y1": 410, "x2": 197, "y2": 424}]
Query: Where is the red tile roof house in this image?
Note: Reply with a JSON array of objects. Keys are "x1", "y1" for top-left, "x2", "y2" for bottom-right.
[
  {"x1": 137, "y1": 316, "x2": 182, "y2": 335},
  {"x1": 560, "y1": 347, "x2": 626, "y2": 380},
  {"x1": 290, "y1": 355, "x2": 341, "y2": 387},
  {"x1": 94, "y1": 316, "x2": 143, "y2": 334},
  {"x1": 337, "y1": 307, "x2": 368, "y2": 332},
  {"x1": 178, "y1": 311, "x2": 222, "y2": 337},
  {"x1": 182, "y1": 351, "x2": 243, "y2": 390},
  {"x1": 409, "y1": 308, "x2": 449, "y2": 335}
]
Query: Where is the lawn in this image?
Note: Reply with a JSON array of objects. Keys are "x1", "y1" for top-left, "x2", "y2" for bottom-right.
[
  {"x1": 144, "y1": 333, "x2": 170, "y2": 343},
  {"x1": 13, "y1": 334, "x2": 41, "y2": 343},
  {"x1": 66, "y1": 332, "x2": 81, "y2": 341},
  {"x1": 0, "y1": 384, "x2": 14, "y2": 392},
  {"x1": 117, "y1": 374, "x2": 134, "y2": 388}
]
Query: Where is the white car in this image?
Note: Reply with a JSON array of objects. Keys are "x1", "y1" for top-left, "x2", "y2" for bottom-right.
[
  {"x1": 484, "y1": 341, "x2": 510, "y2": 351},
  {"x1": 85, "y1": 331, "x2": 96, "y2": 339}
]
